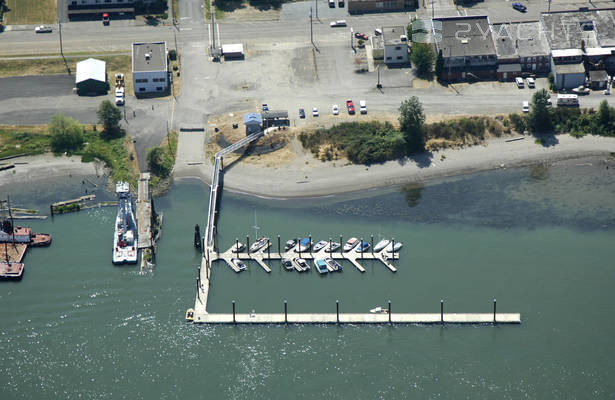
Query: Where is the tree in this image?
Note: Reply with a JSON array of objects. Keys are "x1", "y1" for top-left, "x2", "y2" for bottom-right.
[
  {"x1": 435, "y1": 49, "x2": 444, "y2": 80},
  {"x1": 147, "y1": 146, "x2": 170, "y2": 177},
  {"x1": 97, "y1": 100, "x2": 123, "y2": 139},
  {"x1": 410, "y1": 43, "x2": 435, "y2": 78},
  {"x1": 528, "y1": 89, "x2": 552, "y2": 133},
  {"x1": 49, "y1": 114, "x2": 84, "y2": 153},
  {"x1": 399, "y1": 96, "x2": 425, "y2": 154},
  {"x1": 597, "y1": 99, "x2": 612, "y2": 130}
]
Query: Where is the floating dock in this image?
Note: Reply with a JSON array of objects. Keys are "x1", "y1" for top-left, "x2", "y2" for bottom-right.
[{"x1": 192, "y1": 312, "x2": 521, "y2": 324}]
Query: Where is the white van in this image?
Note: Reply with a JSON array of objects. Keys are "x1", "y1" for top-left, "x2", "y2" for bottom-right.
[
  {"x1": 556, "y1": 94, "x2": 579, "y2": 107},
  {"x1": 515, "y1": 77, "x2": 524, "y2": 88},
  {"x1": 359, "y1": 100, "x2": 367, "y2": 114}
]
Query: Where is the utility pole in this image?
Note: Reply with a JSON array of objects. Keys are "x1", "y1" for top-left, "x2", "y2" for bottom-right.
[
  {"x1": 210, "y1": 0, "x2": 216, "y2": 55},
  {"x1": 315, "y1": 0, "x2": 318, "y2": 19},
  {"x1": 377, "y1": 65, "x2": 382, "y2": 88},
  {"x1": 548, "y1": 0, "x2": 552, "y2": 12},
  {"x1": 310, "y1": 7, "x2": 314, "y2": 46},
  {"x1": 58, "y1": 19, "x2": 63, "y2": 56}
]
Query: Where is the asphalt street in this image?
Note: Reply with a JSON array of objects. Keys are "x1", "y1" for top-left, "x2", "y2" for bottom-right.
[{"x1": 1, "y1": 0, "x2": 615, "y2": 171}]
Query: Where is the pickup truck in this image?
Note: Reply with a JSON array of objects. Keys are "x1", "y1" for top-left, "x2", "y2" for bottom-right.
[
  {"x1": 35, "y1": 25, "x2": 53, "y2": 33},
  {"x1": 115, "y1": 87, "x2": 125, "y2": 106},
  {"x1": 346, "y1": 100, "x2": 355, "y2": 114}
]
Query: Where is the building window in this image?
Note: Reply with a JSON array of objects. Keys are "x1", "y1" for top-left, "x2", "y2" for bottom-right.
[
  {"x1": 156, "y1": 87, "x2": 163, "y2": 91},
  {"x1": 136, "y1": 79, "x2": 148, "y2": 83},
  {"x1": 397, "y1": 56, "x2": 403, "y2": 60},
  {"x1": 139, "y1": 88, "x2": 145, "y2": 92},
  {"x1": 395, "y1": 46, "x2": 401, "y2": 50},
  {"x1": 386, "y1": 56, "x2": 392, "y2": 60},
  {"x1": 159, "y1": 78, "x2": 165, "y2": 83}
]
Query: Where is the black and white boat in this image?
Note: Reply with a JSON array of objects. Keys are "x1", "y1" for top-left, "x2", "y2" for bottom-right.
[
  {"x1": 281, "y1": 258, "x2": 294, "y2": 271},
  {"x1": 231, "y1": 258, "x2": 247, "y2": 272},
  {"x1": 284, "y1": 239, "x2": 297, "y2": 251},
  {"x1": 324, "y1": 257, "x2": 342, "y2": 272},
  {"x1": 293, "y1": 257, "x2": 310, "y2": 272},
  {"x1": 343, "y1": 237, "x2": 359, "y2": 252},
  {"x1": 312, "y1": 240, "x2": 328, "y2": 252},
  {"x1": 249, "y1": 237, "x2": 270, "y2": 252},
  {"x1": 325, "y1": 242, "x2": 341, "y2": 252}
]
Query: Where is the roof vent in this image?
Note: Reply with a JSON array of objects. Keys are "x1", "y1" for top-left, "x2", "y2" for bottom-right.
[
  {"x1": 145, "y1": 52, "x2": 151, "y2": 60},
  {"x1": 461, "y1": 39, "x2": 469, "y2": 44}
]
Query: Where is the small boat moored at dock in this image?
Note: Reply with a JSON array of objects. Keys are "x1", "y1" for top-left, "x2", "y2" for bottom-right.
[
  {"x1": 324, "y1": 257, "x2": 342, "y2": 272},
  {"x1": 312, "y1": 240, "x2": 328, "y2": 252},
  {"x1": 325, "y1": 242, "x2": 340, "y2": 252},
  {"x1": 313, "y1": 258, "x2": 329, "y2": 274},
  {"x1": 281, "y1": 258, "x2": 294, "y2": 271},
  {"x1": 295, "y1": 237, "x2": 312, "y2": 253},
  {"x1": 293, "y1": 257, "x2": 310, "y2": 272},
  {"x1": 343, "y1": 237, "x2": 359, "y2": 252},
  {"x1": 384, "y1": 241, "x2": 403, "y2": 253},
  {"x1": 249, "y1": 237, "x2": 270, "y2": 253},
  {"x1": 373, "y1": 239, "x2": 390, "y2": 253},
  {"x1": 231, "y1": 258, "x2": 247, "y2": 272},
  {"x1": 354, "y1": 241, "x2": 370, "y2": 253},
  {"x1": 284, "y1": 239, "x2": 298, "y2": 251},
  {"x1": 231, "y1": 242, "x2": 245, "y2": 253},
  {"x1": 370, "y1": 306, "x2": 389, "y2": 314}
]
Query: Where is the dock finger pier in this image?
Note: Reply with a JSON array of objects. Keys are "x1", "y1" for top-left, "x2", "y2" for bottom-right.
[{"x1": 188, "y1": 132, "x2": 521, "y2": 325}]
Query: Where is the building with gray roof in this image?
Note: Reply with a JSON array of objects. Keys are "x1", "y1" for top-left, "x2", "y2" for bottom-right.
[
  {"x1": 132, "y1": 42, "x2": 169, "y2": 96},
  {"x1": 432, "y1": 16, "x2": 498, "y2": 81},
  {"x1": 492, "y1": 21, "x2": 550, "y2": 78}
]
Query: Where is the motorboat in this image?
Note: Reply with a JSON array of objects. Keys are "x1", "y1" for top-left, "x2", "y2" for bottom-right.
[
  {"x1": 112, "y1": 182, "x2": 138, "y2": 264},
  {"x1": 312, "y1": 240, "x2": 328, "y2": 252},
  {"x1": 281, "y1": 258, "x2": 295, "y2": 271},
  {"x1": 313, "y1": 258, "x2": 329, "y2": 274},
  {"x1": 231, "y1": 242, "x2": 245, "y2": 253},
  {"x1": 324, "y1": 257, "x2": 342, "y2": 272},
  {"x1": 231, "y1": 258, "x2": 247, "y2": 272},
  {"x1": 325, "y1": 242, "x2": 341, "y2": 252},
  {"x1": 249, "y1": 237, "x2": 270, "y2": 252},
  {"x1": 354, "y1": 241, "x2": 370, "y2": 253},
  {"x1": 293, "y1": 257, "x2": 310, "y2": 272},
  {"x1": 295, "y1": 237, "x2": 312, "y2": 253},
  {"x1": 284, "y1": 239, "x2": 297, "y2": 251},
  {"x1": 369, "y1": 306, "x2": 388, "y2": 314},
  {"x1": 384, "y1": 241, "x2": 403, "y2": 253},
  {"x1": 373, "y1": 239, "x2": 390, "y2": 252},
  {"x1": 343, "y1": 237, "x2": 359, "y2": 252}
]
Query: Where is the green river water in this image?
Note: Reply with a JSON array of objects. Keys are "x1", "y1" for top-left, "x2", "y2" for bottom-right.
[{"x1": 1, "y1": 158, "x2": 614, "y2": 399}]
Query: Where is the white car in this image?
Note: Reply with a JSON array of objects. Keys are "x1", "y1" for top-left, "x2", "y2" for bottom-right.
[
  {"x1": 526, "y1": 77, "x2": 535, "y2": 88},
  {"x1": 312, "y1": 107, "x2": 319, "y2": 117},
  {"x1": 35, "y1": 25, "x2": 53, "y2": 33},
  {"x1": 359, "y1": 100, "x2": 367, "y2": 114},
  {"x1": 330, "y1": 20, "x2": 347, "y2": 27},
  {"x1": 332, "y1": 104, "x2": 339, "y2": 115},
  {"x1": 515, "y1": 77, "x2": 524, "y2": 88},
  {"x1": 522, "y1": 101, "x2": 530, "y2": 113}
]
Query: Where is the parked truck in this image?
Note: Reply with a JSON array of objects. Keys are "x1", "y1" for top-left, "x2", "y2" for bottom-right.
[{"x1": 114, "y1": 73, "x2": 125, "y2": 106}]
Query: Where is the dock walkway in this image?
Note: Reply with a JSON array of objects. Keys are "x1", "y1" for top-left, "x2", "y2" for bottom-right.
[
  {"x1": 193, "y1": 313, "x2": 521, "y2": 324},
  {"x1": 136, "y1": 173, "x2": 152, "y2": 249}
]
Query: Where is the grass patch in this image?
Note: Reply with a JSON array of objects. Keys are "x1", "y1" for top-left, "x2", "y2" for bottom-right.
[
  {"x1": 4, "y1": 0, "x2": 56, "y2": 24},
  {"x1": 82, "y1": 130, "x2": 138, "y2": 188},
  {"x1": 148, "y1": 131, "x2": 178, "y2": 187},
  {"x1": 0, "y1": 126, "x2": 51, "y2": 157}
]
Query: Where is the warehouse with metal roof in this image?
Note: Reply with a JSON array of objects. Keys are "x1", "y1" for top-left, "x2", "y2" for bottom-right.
[{"x1": 75, "y1": 58, "x2": 108, "y2": 95}]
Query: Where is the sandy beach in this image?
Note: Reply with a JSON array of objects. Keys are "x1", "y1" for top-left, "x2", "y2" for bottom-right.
[{"x1": 174, "y1": 133, "x2": 615, "y2": 198}]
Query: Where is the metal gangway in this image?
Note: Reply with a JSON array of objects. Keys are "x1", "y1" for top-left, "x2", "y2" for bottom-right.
[{"x1": 203, "y1": 131, "x2": 264, "y2": 252}]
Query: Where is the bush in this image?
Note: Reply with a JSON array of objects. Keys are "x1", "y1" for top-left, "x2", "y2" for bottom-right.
[
  {"x1": 168, "y1": 49, "x2": 177, "y2": 61},
  {"x1": 172, "y1": 65, "x2": 179, "y2": 71},
  {"x1": 49, "y1": 114, "x2": 84, "y2": 154}
]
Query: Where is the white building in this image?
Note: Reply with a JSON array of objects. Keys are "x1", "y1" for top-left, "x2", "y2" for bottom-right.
[
  {"x1": 132, "y1": 42, "x2": 169, "y2": 95},
  {"x1": 383, "y1": 26, "x2": 408, "y2": 65}
]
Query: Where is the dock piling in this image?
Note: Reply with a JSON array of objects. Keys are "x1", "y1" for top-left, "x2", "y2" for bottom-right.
[
  {"x1": 371, "y1": 234, "x2": 374, "y2": 254},
  {"x1": 235, "y1": 238, "x2": 239, "y2": 255},
  {"x1": 284, "y1": 300, "x2": 288, "y2": 323},
  {"x1": 267, "y1": 239, "x2": 270, "y2": 260},
  {"x1": 391, "y1": 238, "x2": 395, "y2": 260},
  {"x1": 336, "y1": 300, "x2": 340, "y2": 324},
  {"x1": 277, "y1": 235, "x2": 281, "y2": 255},
  {"x1": 194, "y1": 224, "x2": 201, "y2": 248},
  {"x1": 360, "y1": 237, "x2": 364, "y2": 257},
  {"x1": 329, "y1": 238, "x2": 332, "y2": 257},
  {"x1": 440, "y1": 299, "x2": 444, "y2": 324},
  {"x1": 246, "y1": 235, "x2": 250, "y2": 256},
  {"x1": 297, "y1": 238, "x2": 301, "y2": 258},
  {"x1": 493, "y1": 299, "x2": 497, "y2": 324},
  {"x1": 389, "y1": 300, "x2": 392, "y2": 324},
  {"x1": 232, "y1": 300, "x2": 236, "y2": 324},
  {"x1": 339, "y1": 235, "x2": 343, "y2": 255},
  {"x1": 309, "y1": 235, "x2": 312, "y2": 254}
]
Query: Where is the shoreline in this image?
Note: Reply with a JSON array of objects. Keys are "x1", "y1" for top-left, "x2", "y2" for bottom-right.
[{"x1": 174, "y1": 134, "x2": 615, "y2": 200}]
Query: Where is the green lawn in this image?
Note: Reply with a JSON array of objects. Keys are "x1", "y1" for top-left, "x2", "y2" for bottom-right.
[{"x1": 4, "y1": 0, "x2": 57, "y2": 25}]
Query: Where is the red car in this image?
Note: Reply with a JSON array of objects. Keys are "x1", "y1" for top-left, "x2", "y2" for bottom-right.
[
  {"x1": 354, "y1": 32, "x2": 368, "y2": 40},
  {"x1": 346, "y1": 100, "x2": 355, "y2": 114}
]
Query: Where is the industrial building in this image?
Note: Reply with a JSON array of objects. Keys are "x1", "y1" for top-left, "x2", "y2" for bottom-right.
[
  {"x1": 382, "y1": 26, "x2": 409, "y2": 65},
  {"x1": 132, "y1": 42, "x2": 169, "y2": 96},
  {"x1": 67, "y1": 0, "x2": 135, "y2": 21},
  {"x1": 75, "y1": 58, "x2": 107, "y2": 95},
  {"x1": 493, "y1": 22, "x2": 550, "y2": 80},
  {"x1": 433, "y1": 16, "x2": 498, "y2": 81},
  {"x1": 348, "y1": 0, "x2": 417, "y2": 14}
]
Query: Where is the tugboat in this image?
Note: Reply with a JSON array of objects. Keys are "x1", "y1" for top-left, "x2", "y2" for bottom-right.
[
  {"x1": 112, "y1": 182, "x2": 138, "y2": 264},
  {"x1": 0, "y1": 220, "x2": 51, "y2": 247}
]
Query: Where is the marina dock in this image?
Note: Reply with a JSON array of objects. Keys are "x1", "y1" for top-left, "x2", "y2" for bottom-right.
[
  {"x1": 189, "y1": 131, "x2": 522, "y2": 325},
  {"x1": 136, "y1": 173, "x2": 152, "y2": 250},
  {"x1": 192, "y1": 312, "x2": 521, "y2": 324}
]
